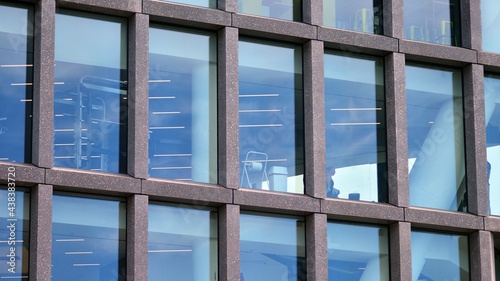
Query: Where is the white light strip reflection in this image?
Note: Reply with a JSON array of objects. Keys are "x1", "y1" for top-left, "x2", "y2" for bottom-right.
[
  {"x1": 330, "y1": 122, "x2": 380, "y2": 126},
  {"x1": 151, "y1": 166, "x2": 192, "y2": 170},
  {"x1": 0, "y1": 158, "x2": 9, "y2": 161},
  {"x1": 0, "y1": 240, "x2": 23, "y2": 243},
  {"x1": 152, "y1": 111, "x2": 180, "y2": 115},
  {"x1": 11, "y1": 83, "x2": 32, "y2": 86},
  {"x1": 148, "y1": 249, "x2": 193, "y2": 253},
  {"x1": 53, "y1": 156, "x2": 75, "y2": 159},
  {"x1": 54, "y1": 144, "x2": 75, "y2": 146},
  {"x1": 242, "y1": 159, "x2": 287, "y2": 163},
  {"x1": 153, "y1": 154, "x2": 192, "y2": 157},
  {"x1": 0, "y1": 276, "x2": 28, "y2": 279},
  {"x1": 54, "y1": 129, "x2": 74, "y2": 132},
  {"x1": 73, "y1": 264, "x2": 100, "y2": 267},
  {"x1": 20, "y1": 99, "x2": 32, "y2": 102},
  {"x1": 239, "y1": 124, "x2": 282, "y2": 128},
  {"x1": 1, "y1": 64, "x2": 33, "y2": 68},
  {"x1": 149, "y1": 126, "x2": 185, "y2": 130},
  {"x1": 63, "y1": 98, "x2": 73, "y2": 101},
  {"x1": 54, "y1": 82, "x2": 65, "y2": 85},
  {"x1": 239, "y1": 109, "x2": 281, "y2": 113},
  {"x1": 56, "y1": 239, "x2": 84, "y2": 242},
  {"x1": 149, "y1": 79, "x2": 171, "y2": 83},
  {"x1": 65, "y1": 252, "x2": 93, "y2": 255},
  {"x1": 239, "y1": 94, "x2": 279, "y2": 98},
  {"x1": 331, "y1": 108, "x2": 382, "y2": 111},
  {"x1": 149, "y1": 96, "x2": 175, "y2": 99}
]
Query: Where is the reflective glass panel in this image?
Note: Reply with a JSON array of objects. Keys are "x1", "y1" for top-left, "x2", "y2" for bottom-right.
[
  {"x1": 403, "y1": 0, "x2": 461, "y2": 46},
  {"x1": 52, "y1": 195, "x2": 126, "y2": 280},
  {"x1": 406, "y1": 64, "x2": 465, "y2": 211},
  {"x1": 324, "y1": 52, "x2": 387, "y2": 202},
  {"x1": 0, "y1": 3, "x2": 33, "y2": 163},
  {"x1": 327, "y1": 222, "x2": 389, "y2": 281},
  {"x1": 240, "y1": 212, "x2": 305, "y2": 281},
  {"x1": 158, "y1": 0, "x2": 216, "y2": 8},
  {"x1": 149, "y1": 26, "x2": 217, "y2": 183},
  {"x1": 0, "y1": 187, "x2": 29, "y2": 279},
  {"x1": 54, "y1": 11, "x2": 127, "y2": 173},
  {"x1": 482, "y1": 0, "x2": 500, "y2": 53},
  {"x1": 484, "y1": 74, "x2": 500, "y2": 215},
  {"x1": 411, "y1": 230, "x2": 469, "y2": 281},
  {"x1": 323, "y1": 0, "x2": 383, "y2": 34},
  {"x1": 239, "y1": 39, "x2": 304, "y2": 194},
  {"x1": 238, "y1": 0, "x2": 302, "y2": 21},
  {"x1": 148, "y1": 203, "x2": 218, "y2": 280}
]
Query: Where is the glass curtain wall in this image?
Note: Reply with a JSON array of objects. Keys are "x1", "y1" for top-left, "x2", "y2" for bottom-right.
[
  {"x1": 324, "y1": 51, "x2": 387, "y2": 202},
  {"x1": 406, "y1": 63, "x2": 465, "y2": 211},
  {"x1": 53, "y1": 10, "x2": 127, "y2": 173},
  {"x1": 323, "y1": 0, "x2": 383, "y2": 34},
  {"x1": 238, "y1": 0, "x2": 302, "y2": 21},
  {"x1": 482, "y1": 0, "x2": 500, "y2": 53},
  {"x1": 327, "y1": 221, "x2": 389, "y2": 281},
  {"x1": 158, "y1": 0, "x2": 216, "y2": 8},
  {"x1": 484, "y1": 74, "x2": 500, "y2": 215},
  {"x1": 148, "y1": 203, "x2": 218, "y2": 281},
  {"x1": 403, "y1": 0, "x2": 461, "y2": 46},
  {"x1": 52, "y1": 195, "x2": 126, "y2": 280},
  {"x1": 0, "y1": 3, "x2": 33, "y2": 163},
  {"x1": 148, "y1": 25, "x2": 217, "y2": 184},
  {"x1": 238, "y1": 38, "x2": 304, "y2": 194},
  {"x1": 240, "y1": 212, "x2": 306, "y2": 281}
]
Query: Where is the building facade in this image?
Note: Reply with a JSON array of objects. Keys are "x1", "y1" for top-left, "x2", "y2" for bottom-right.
[{"x1": 1, "y1": 0, "x2": 500, "y2": 280}]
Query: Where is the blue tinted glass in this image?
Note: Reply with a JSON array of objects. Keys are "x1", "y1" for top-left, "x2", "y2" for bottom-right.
[
  {"x1": 484, "y1": 74, "x2": 500, "y2": 215},
  {"x1": 324, "y1": 52, "x2": 386, "y2": 202},
  {"x1": 406, "y1": 64, "x2": 465, "y2": 211},
  {"x1": 327, "y1": 222, "x2": 389, "y2": 281},
  {"x1": 148, "y1": 203, "x2": 218, "y2": 280},
  {"x1": 0, "y1": 188, "x2": 29, "y2": 279},
  {"x1": 239, "y1": 39, "x2": 304, "y2": 194},
  {"x1": 238, "y1": 0, "x2": 302, "y2": 21},
  {"x1": 240, "y1": 212, "x2": 305, "y2": 281},
  {"x1": 54, "y1": 11, "x2": 127, "y2": 173},
  {"x1": 404, "y1": 0, "x2": 461, "y2": 46},
  {"x1": 411, "y1": 230, "x2": 469, "y2": 281},
  {"x1": 52, "y1": 195, "x2": 126, "y2": 280},
  {"x1": 0, "y1": 3, "x2": 33, "y2": 163},
  {"x1": 158, "y1": 0, "x2": 216, "y2": 8},
  {"x1": 482, "y1": 0, "x2": 500, "y2": 53},
  {"x1": 149, "y1": 26, "x2": 217, "y2": 183},
  {"x1": 323, "y1": 0, "x2": 383, "y2": 34}
]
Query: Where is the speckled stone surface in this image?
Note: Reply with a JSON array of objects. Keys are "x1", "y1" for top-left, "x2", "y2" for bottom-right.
[
  {"x1": 306, "y1": 213, "x2": 327, "y2": 281},
  {"x1": 469, "y1": 231, "x2": 495, "y2": 281},
  {"x1": 322, "y1": 199, "x2": 404, "y2": 223},
  {"x1": 127, "y1": 195, "x2": 148, "y2": 281},
  {"x1": 479, "y1": 51, "x2": 500, "y2": 70},
  {"x1": 319, "y1": 27, "x2": 398, "y2": 54},
  {"x1": 217, "y1": 0, "x2": 237, "y2": 13},
  {"x1": 400, "y1": 39, "x2": 478, "y2": 65},
  {"x1": 405, "y1": 207, "x2": 484, "y2": 231},
  {"x1": 234, "y1": 188, "x2": 320, "y2": 214},
  {"x1": 143, "y1": 179, "x2": 233, "y2": 204},
  {"x1": 0, "y1": 162, "x2": 45, "y2": 186},
  {"x1": 383, "y1": 0, "x2": 404, "y2": 38},
  {"x1": 485, "y1": 216, "x2": 500, "y2": 232},
  {"x1": 218, "y1": 204, "x2": 240, "y2": 281},
  {"x1": 462, "y1": 0, "x2": 482, "y2": 50},
  {"x1": 58, "y1": 0, "x2": 141, "y2": 14},
  {"x1": 390, "y1": 222, "x2": 412, "y2": 281},
  {"x1": 303, "y1": 0, "x2": 322, "y2": 26}
]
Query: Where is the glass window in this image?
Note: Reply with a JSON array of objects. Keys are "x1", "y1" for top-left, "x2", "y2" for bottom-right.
[
  {"x1": 324, "y1": 52, "x2": 387, "y2": 202},
  {"x1": 148, "y1": 203, "x2": 218, "y2": 281},
  {"x1": 484, "y1": 73, "x2": 500, "y2": 216},
  {"x1": 238, "y1": 39, "x2": 304, "y2": 194},
  {"x1": 240, "y1": 212, "x2": 305, "y2": 281},
  {"x1": 323, "y1": 0, "x2": 383, "y2": 34},
  {"x1": 482, "y1": 0, "x2": 500, "y2": 53},
  {"x1": 404, "y1": 0, "x2": 461, "y2": 46},
  {"x1": 0, "y1": 187, "x2": 29, "y2": 279},
  {"x1": 53, "y1": 10, "x2": 127, "y2": 173},
  {"x1": 238, "y1": 0, "x2": 302, "y2": 21},
  {"x1": 158, "y1": 0, "x2": 216, "y2": 8},
  {"x1": 0, "y1": 3, "x2": 33, "y2": 163},
  {"x1": 52, "y1": 194, "x2": 126, "y2": 280},
  {"x1": 327, "y1": 221, "x2": 389, "y2": 281},
  {"x1": 406, "y1": 63, "x2": 465, "y2": 211},
  {"x1": 411, "y1": 230, "x2": 469, "y2": 281},
  {"x1": 149, "y1": 26, "x2": 217, "y2": 184}
]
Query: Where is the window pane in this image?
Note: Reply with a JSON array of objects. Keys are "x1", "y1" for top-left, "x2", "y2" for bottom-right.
[
  {"x1": 240, "y1": 212, "x2": 305, "y2": 281},
  {"x1": 485, "y1": 74, "x2": 500, "y2": 215},
  {"x1": 52, "y1": 195, "x2": 126, "y2": 280},
  {"x1": 0, "y1": 188, "x2": 29, "y2": 279},
  {"x1": 238, "y1": 0, "x2": 302, "y2": 21},
  {"x1": 148, "y1": 203, "x2": 218, "y2": 281},
  {"x1": 54, "y1": 11, "x2": 127, "y2": 173},
  {"x1": 239, "y1": 39, "x2": 304, "y2": 194},
  {"x1": 404, "y1": 0, "x2": 461, "y2": 46},
  {"x1": 406, "y1": 64, "x2": 465, "y2": 211},
  {"x1": 149, "y1": 26, "x2": 217, "y2": 184},
  {"x1": 411, "y1": 230, "x2": 469, "y2": 281},
  {"x1": 157, "y1": 0, "x2": 216, "y2": 8},
  {"x1": 482, "y1": 0, "x2": 500, "y2": 53},
  {"x1": 323, "y1": 0, "x2": 383, "y2": 34},
  {"x1": 327, "y1": 222, "x2": 389, "y2": 281},
  {"x1": 0, "y1": 3, "x2": 33, "y2": 163},
  {"x1": 324, "y1": 52, "x2": 387, "y2": 202}
]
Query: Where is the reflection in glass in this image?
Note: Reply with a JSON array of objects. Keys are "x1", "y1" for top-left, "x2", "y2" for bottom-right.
[
  {"x1": 0, "y1": 188, "x2": 29, "y2": 279},
  {"x1": 158, "y1": 0, "x2": 216, "y2": 8},
  {"x1": 406, "y1": 64, "x2": 465, "y2": 211},
  {"x1": 403, "y1": 0, "x2": 461, "y2": 46},
  {"x1": 238, "y1": 0, "x2": 302, "y2": 21},
  {"x1": 323, "y1": 0, "x2": 383, "y2": 34},
  {"x1": 484, "y1": 74, "x2": 500, "y2": 215},
  {"x1": 149, "y1": 26, "x2": 217, "y2": 184},
  {"x1": 327, "y1": 222, "x2": 389, "y2": 281},
  {"x1": 148, "y1": 203, "x2": 218, "y2": 281},
  {"x1": 52, "y1": 195, "x2": 126, "y2": 280},
  {"x1": 239, "y1": 39, "x2": 304, "y2": 194},
  {"x1": 240, "y1": 212, "x2": 305, "y2": 281},
  {"x1": 0, "y1": 3, "x2": 33, "y2": 163},
  {"x1": 482, "y1": 0, "x2": 500, "y2": 53},
  {"x1": 411, "y1": 230, "x2": 469, "y2": 281},
  {"x1": 54, "y1": 11, "x2": 127, "y2": 173},
  {"x1": 324, "y1": 52, "x2": 387, "y2": 202}
]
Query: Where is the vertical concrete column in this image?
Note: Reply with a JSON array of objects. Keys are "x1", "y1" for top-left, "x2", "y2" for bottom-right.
[
  {"x1": 306, "y1": 213, "x2": 327, "y2": 281},
  {"x1": 126, "y1": 194, "x2": 148, "y2": 281},
  {"x1": 127, "y1": 13, "x2": 149, "y2": 179},
  {"x1": 29, "y1": 184, "x2": 53, "y2": 281},
  {"x1": 303, "y1": 40, "x2": 325, "y2": 198},
  {"x1": 390, "y1": 221, "x2": 412, "y2": 281},
  {"x1": 384, "y1": 0, "x2": 404, "y2": 39},
  {"x1": 218, "y1": 27, "x2": 240, "y2": 189},
  {"x1": 219, "y1": 204, "x2": 240, "y2": 281},
  {"x1": 32, "y1": 0, "x2": 55, "y2": 168},
  {"x1": 470, "y1": 230, "x2": 496, "y2": 281},
  {"x1": 385, "y1": 53, "x2": 409, "y2": 207},
  {"x1": 303, "y1": 0, "x2": 322, "y2": 26},
  {"x1": 218, "y1": 0, "x2": 238, "y2": 12},
  {"x1": 461, "y1": 0, "x2": 482, "y2": 50},
  {"x1": 464, "y1": 64, "x2": 489, "y2": 216}
]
